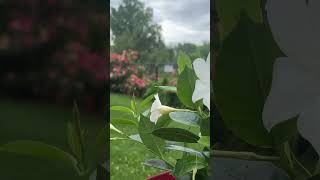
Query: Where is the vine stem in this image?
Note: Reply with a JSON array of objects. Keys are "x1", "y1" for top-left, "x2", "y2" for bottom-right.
[{"x1": 211, "y1": 149, "x2": 280, "y2": 162}]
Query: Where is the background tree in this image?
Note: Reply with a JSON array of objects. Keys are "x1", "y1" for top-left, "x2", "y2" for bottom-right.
[{"x1": 111, "y1": 0, "x2": 168, "y2": 63}]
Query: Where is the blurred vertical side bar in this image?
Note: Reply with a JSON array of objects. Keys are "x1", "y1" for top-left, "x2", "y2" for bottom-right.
[{"x1": 0, "y1": 0, "x2": 109, "y2": 179}]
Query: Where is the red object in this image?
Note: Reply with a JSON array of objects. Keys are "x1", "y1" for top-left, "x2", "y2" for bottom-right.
[{"x1": 146, "y1": 172, "x2": 175, "y2": 180}]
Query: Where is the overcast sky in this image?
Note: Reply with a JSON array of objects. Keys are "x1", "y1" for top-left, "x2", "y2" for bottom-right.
[{"x1": 110, "y1": 0, "x2": 210, "y2": 46}]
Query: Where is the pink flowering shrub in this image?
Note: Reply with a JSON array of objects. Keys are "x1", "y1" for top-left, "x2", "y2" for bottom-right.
[
  {"x1": 110, "y1": 49, "x2": 150, "y2": 96},
  {"x1": 0, "y1": 0, "x2": 107, "y2": 112}
]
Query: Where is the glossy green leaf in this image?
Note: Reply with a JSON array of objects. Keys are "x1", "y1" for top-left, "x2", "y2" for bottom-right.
[
  {"x1": 177, "y1": 51, "x2": 192, "y2": 74},
  {"x1": 177, "y1": 67, "x2": 197, "y2": 109},
  {"x1": 173, "y1": 155, "x2": 207, "y2": 177},
  {"x1": 156, "y1": 86, "x2": 177, "y2": 93},
  {"x1": 169, "y1": 112, "x2": 200, "y2": 127},
  {"x1": 111, "y1": 118, "x2": 137, "y2": 126},
  {"x1": 165, "y1": 145, "x2": 203, "y2": 157},
  {"x1": 0, "y1": 140, "x2": 80, "y2": 174},
  {"x1": 152, "y1": 128, "x2": 199, "y2": 143},
  {"x1": 138, "y1": 115, "x2": 165, "y2": 158},
  {"x1": 110, "y1": 106, "x2": 134, "y2": 116},
  {"x1": 198, "y1": 136, "x2": 210, "y2": 147},
  {"x1": 214, "y1": 14, "x2": 281, "y2": 146},
  {"x1": 143, "y1": 159, "x2": 171, "y2": 170},
  {"x1": 216, "y1": 0, "x2": 262, "y2": 37},
  {"x1": 129, "y1": 134, "x2": 142, "y2": 143}
]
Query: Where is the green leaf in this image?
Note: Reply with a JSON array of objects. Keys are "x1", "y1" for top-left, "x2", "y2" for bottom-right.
[
  {"x1": 270, "y1": 118, "x2": 297, "y2": 145},
  {"x1": 198, "y1": 136, "x2": 210, "y2": 147},
  {"x1": 214, "y1": 14, "x2": 281, "y2": 146},
  {"x1": 277, "y1": 141, "x2": 312, "y2": 179},
  {"x1": 173, "y1": 155, "x2": 207, "y2": 177},
  {"x1": 110, "y1": 106, "x2": 134, "y2": 116},
  {"x1": 0, "y1": 140, "x2": 80, "y2": 174},
  {"x1": 216, "y1": 0, "x2": 262, "y2": 37},
  {"x1": 138, "y1": 115, "x2": 165, "y2": 158},
  {"x1": 143, "y1": 159, "x2": 172, "y2": 170},
  {"x1": 152, "y1": 128, "x2": 200, "y2": 143},
  {"x1": 129, "y1": 134, "x2": 142, "y2": 143},
  {"x1": 139, "y1": 93, "x2": 155, "y2": 110},
  {"x1": 131, "y1": 96, "x2": 138, "y2": 114},
  {"x1": 96, "y1": 164, "x2": 108, "y2": 180},
  {"x1": 169, "y1": 112, "x2": 200, "y2": 127},
  {"x1": 111, "y1": 118, "x2": 137, "y2": 126},
  {"x1": 156, "y1": 86, "x2": 177, "y2": 93},
  {"x1": 177, "y1": 67, "x2": 197, "y2": 109},
  {"x1": 110, "y1": 124, "x2": 124, "y2": 135},
  {"x1": 93, "y1": 126, "x2": 108, "y2": 164},
  {"x1": 67, "y1": 102, "x2": 85, "y2": 170},
  {"x1": 155, "y1": 114, "x2": 171, "y2": 129},
  {"x1": 177, "y1": 51, "x2": 192, "y2": 74},
  {"x1": 165, "y1": 145, "x2": 204, "y2": 158},
  {"x1": 200, "y1": 117, "x2": 210, "y2": 136},
  {"x1": 308, "y1": 175, "x2": 320, "y2": 180}
]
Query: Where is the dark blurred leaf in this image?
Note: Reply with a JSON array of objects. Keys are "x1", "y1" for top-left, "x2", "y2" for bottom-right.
[
  {"x1": 96, "y1": 164, "x2": 108, "y2": 180},
  {"x1": 216, "y1": 0, "x2": 262, "y2": 37},
  {"x1": 67, "y1": 102, "x2": 85, "y2": 170},
  {"x1": 0, "y1": 140, "x2": 80, "y2": 175},
  {"x1": 214, "y1": 14, "x2": 280, "y2": 146}
]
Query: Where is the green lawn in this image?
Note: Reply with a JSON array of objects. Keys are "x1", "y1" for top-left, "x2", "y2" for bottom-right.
[
  {"x1": 0, "y1": 98, "x2": 105, "y2": 180},
  {"x1": 110, "y1": 93, "x2": 162, "y2": 180}
]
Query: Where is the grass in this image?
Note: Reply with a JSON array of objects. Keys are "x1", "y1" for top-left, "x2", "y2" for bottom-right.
[
  {"x1": 110, "y1": 93, "x2": 162, "y2": 180},
  {"x1": 0, "y1": 98, "x2": 104, "y2": 180}
]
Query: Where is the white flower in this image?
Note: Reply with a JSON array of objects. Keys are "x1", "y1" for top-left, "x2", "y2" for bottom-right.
[
  {"x1": 150, "y1": 94, "x2": 176, "y2": 123},
  {"x1": 263, "y1": 0, "x2": 320, "y2": 155},
  {"x1": 192, "y1": 53, "x2": 210, "y2": 110}
]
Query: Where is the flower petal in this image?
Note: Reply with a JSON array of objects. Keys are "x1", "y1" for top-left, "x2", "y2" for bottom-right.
[
  {"x1": 297, "y1": 98, "x2": 320, "y2": 156},
  {"x1": 192, "y1": 80, "x2": 208, "y2": 103},
  {"x1": 150, "y1": 110, "x2": 161, "y2": 124},
  {"x1": 262, "y1": 58, "x2": 318, "y2": 131},
  {"x1": 193, "y1": 58, "x2": 209, "y2": 81},
  {"x1": 151, "y1": 94, "x2": 161, "y2": 112}
]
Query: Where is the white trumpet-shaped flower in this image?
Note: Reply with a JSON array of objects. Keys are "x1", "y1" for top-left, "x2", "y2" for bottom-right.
[
  {"x1": 150, "y1": 94, "x2": 177, "y2": 123},
  {"x1": 263, "y1": 0, "x2": 320, "y2": 155},
  {"x1": 192, "y1": 53, "x2": 210, "y2": 110}
]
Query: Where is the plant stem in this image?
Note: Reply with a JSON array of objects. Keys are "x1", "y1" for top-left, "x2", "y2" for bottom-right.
[{"x1": 211, "y1": 149, "x2": 280, "y2": 162}]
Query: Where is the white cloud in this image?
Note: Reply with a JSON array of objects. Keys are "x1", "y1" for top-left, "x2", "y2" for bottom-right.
[{"x1": 111, "y1": 0, "x2": 210, "y2": 45}]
